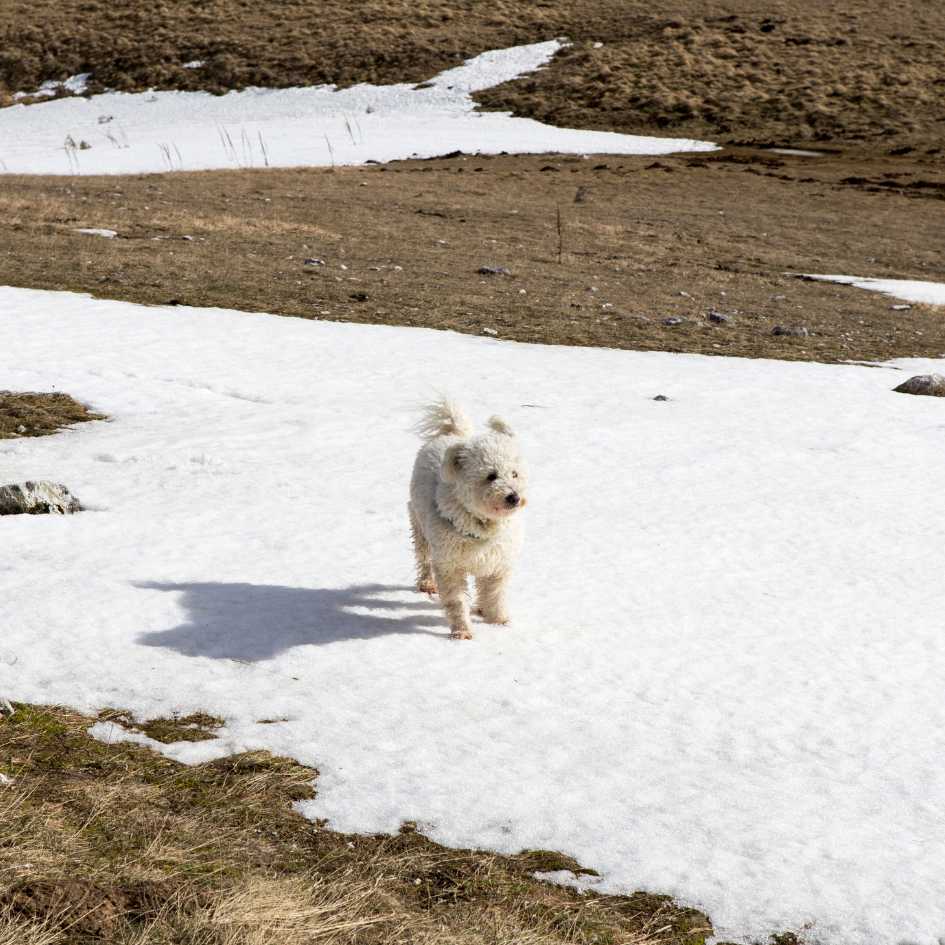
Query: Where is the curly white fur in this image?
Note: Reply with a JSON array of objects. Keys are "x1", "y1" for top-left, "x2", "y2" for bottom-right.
[{"x1": 408, "y1": 400, "x2": 528, "y2": 640}]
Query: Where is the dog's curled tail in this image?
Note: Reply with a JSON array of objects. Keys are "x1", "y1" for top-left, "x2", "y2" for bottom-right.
[{"x1": 415, "y1": 398, "x2": 473, "y2": 439}]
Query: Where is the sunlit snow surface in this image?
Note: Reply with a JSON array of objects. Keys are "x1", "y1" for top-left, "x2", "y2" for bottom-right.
[
  {"x1": 3, "y1": 287, "x2": 945, "y2": 944},
  {"x1": 803, "y1": 274, "x2": 945, "y2": 307},
  {"x1": 0, "y1": 41, "x2": 715, "y2": 175}
]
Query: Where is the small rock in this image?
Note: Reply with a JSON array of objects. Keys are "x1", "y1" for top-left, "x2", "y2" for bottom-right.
[
  {"x1": 478, "y1": 266, "x2": 511, "y2": 276},
  {"x1": 893, "y1": 374, "x2": 945, "y2": 397},
  {"x1": 653, "y1": 394, "x2": 670, "y2": 402},
  {"x1": 481, "y1": 327, "x2": 498, "y2": 336},
  {"x1": 574, "y1": 186, "x2": 589, "y2": 203},
  {"x1": 0, "y1": 481, "x2": 82, "y2": 515},
  {"x1": 16, "y1": 424, "x2": 26, "y2": 434},
  {"x1": 678, "y1": 291, "x2": 692, "y2": 298},
  {"x1": 349, "y1": 291, "x2": 369, "y2": 302},
  {"x1": 890, "y1": 304, "x2": 912, "y2": 311},
  {"x1": 772, "y1": 325, "x2": 809, "y2": 337},
  {"x1": 706, "y1": 311, "x2": 730, "y2": 324},
  {"x1": 662, "y1": 317, "x2": 685, "y2": 327},
  {"x1": 0, "y1": 699, "x2": 14, "y2": 717},
  {"x1": 303, "y1": 258, "x2": 324, "y2": 266}
]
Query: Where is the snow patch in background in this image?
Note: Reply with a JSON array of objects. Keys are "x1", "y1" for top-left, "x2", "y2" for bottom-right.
[
  {"x1": 2, "y1": 286, "x2": 945, "y2": 945},
  {"x1": 76, "y1": 228, "x2": 118, "y2": 238},
  {"x1": 803, "y1": 274, "x2": 945, "y2": 306},
  {"x1": 13, "y1": 72, "x2": 91, "y2": 101},
  {"x1": 0, "y1": 41, "x2": 715, "y2": 175}
]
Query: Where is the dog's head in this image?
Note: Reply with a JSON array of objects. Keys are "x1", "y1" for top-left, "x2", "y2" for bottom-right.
[{"x1": 441, "y1": 416, "x2": 528, "y2": 521}]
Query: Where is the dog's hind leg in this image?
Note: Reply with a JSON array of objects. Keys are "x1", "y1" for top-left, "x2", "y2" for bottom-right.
[
  {"x1": 475, "y1": 573, "x2": 510, "y2": 625},
  {"x1": 435, "y1": 565, "x2": 473, "y2": 640},
  {"x1": 409, "y1": 502, "x2": 436, "y2": 595}
]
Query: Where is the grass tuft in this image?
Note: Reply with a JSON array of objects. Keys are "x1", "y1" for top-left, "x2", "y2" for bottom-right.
[{"x1": 0, "y1": 392, "x2": 104, "y2": 439}]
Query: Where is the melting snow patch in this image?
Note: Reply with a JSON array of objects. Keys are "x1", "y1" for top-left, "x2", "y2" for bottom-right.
[
  {"x1": 770, "y1": 147, "x2": 825, "y2": 157},
  {"x1": 76, "y1": 228, "x2": 118, "y2": 238},
  {"x1": 2, "y1": 286, "x2": 945, "y2": 945},
  {"x1": 14, "y1": 72, "x2": 91, "y2": 101},
  {"x1": 801, "y1": 274, "x2": 945, "y2": 306},
  {"x1": 0, "y1": 41, "x2": 715, "y2": 175},
  {"x1": 88, "y1": 720, "x2": 235, "y2": 765}
]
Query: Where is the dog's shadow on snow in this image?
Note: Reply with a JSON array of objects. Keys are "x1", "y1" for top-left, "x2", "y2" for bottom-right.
[{"x1": 136, "y1": 582, "x2": 446, "y2": 661}]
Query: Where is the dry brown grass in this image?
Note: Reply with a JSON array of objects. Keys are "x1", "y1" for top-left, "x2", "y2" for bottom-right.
[
  {"x1": 0, "y1": 704, "x2": 714, "y2": 945},
  {"x1": 2, "y1": 1, "x2": 944, "y2": 152},
  {"x1": 1, "y1": 151, "x2": 943, "y2": 364},
  {"x1": 0, "y1": 392, "x2": 104, "y2": 440}
]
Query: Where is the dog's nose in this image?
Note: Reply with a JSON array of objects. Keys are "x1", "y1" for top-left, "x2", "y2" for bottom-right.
[{"x1": 505, "y1": 492, "x2": 520, "y2": 507}]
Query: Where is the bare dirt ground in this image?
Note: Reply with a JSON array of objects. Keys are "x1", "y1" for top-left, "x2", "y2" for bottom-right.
[
  {"x1": 3, "y1": 0, "x2": 945, "y2": 154},
  {"x1": 2, "y1": 147, "x2": 942, "y2": 363}
]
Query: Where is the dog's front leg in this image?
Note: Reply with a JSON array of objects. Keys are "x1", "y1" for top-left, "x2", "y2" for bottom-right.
[
  {"x1": 435, "y1": 566, "x2": 473, "y2": 640},
  {"x1": 475, "y1": 573, "x2": 510, "y2": 625}
]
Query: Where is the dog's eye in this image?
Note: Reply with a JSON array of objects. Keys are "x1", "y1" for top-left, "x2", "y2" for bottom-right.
[{"x1": 486, "y1": 471, "x2": 498, "y2": 482}]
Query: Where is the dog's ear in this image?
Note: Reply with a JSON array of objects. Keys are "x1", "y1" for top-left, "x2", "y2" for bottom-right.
[
  {"x1": 441, "y1": 443, "x2": 466, "y2": 482},
  {"x1": 487, "y1": 416, "x2": 514, "y2": 437}
]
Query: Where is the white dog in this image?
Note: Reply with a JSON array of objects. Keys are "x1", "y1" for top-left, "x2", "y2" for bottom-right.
[{"x1": 409, "y1": 400, "x2": 528, "y2": 640}]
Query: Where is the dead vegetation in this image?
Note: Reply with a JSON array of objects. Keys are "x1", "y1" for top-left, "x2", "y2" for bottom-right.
[
  {"x1": 2, "y1": 1, "x2": 945, "y2": 153},
  {"x1": 0, "y1": 392, "x2": 103, "y2": 439},
  {"x1": 0, "y1": 151, "x2": 942, "y2": 364},
  {"x1": 0, "y1": 704, "x2": 713, "y2": 944}
]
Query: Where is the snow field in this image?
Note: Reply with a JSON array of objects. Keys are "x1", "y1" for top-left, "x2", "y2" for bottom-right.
[{"x1": 2, "y1": 287, "x2": 945, "y2": 943}]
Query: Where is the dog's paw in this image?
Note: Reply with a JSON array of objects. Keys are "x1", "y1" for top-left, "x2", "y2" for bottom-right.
[
  {"x1": 480, "y1": 612, "x2": 510, "y2": 626},
  {"x1": 450, "y1": 628, "x2": 474, "y2": 640},
  {"x1": 418, "y1": 579, "x2": 437, "y2": 596}
]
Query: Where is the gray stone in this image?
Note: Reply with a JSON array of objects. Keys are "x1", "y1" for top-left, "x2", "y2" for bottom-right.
[
  {"x1": 706, "y1": 311, "x2": 731, "y2": 324},
  {"x1": 772, "y1": 325, "x2": 809, "y2": 337},
  {"x1": 0, "y1": 481, "x2": 82, "y2": 515},
  {"x1": 478, "y1": 266, "x2": 511, "y2": 276},
  {"x1": 653, "y1": 394, "x2": 670, "y2": 402},
  {"x1": 893, "y1": 374, "x2": 945, "y2": 397},
  {"x1": 662, "y1": 317, "x2": 685, "y2": 327}
]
